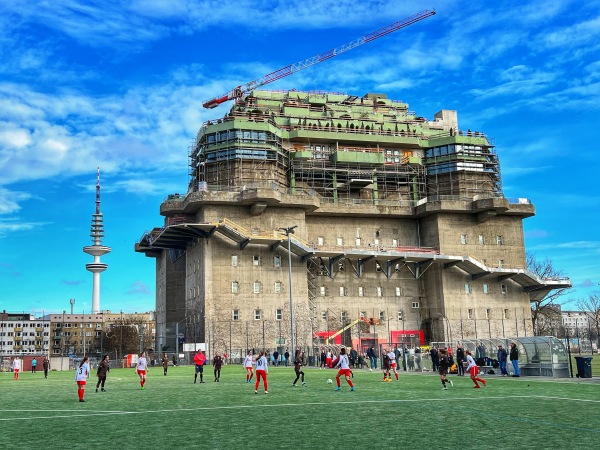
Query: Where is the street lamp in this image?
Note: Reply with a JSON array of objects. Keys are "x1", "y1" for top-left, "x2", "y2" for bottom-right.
[
  {"x1": 279, "y1": 225, "x2": 297, "y2": 355},
  {"x1": 437, "y1": 313, "x2": 453, "y2": 346}
]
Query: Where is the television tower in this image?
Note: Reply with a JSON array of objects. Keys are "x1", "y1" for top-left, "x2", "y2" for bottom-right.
[{"x1": 83, "y1": 167, "x2": 111, "y2": 313}]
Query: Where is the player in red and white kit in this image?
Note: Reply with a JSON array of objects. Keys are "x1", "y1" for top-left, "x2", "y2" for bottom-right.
[
  {"x1": 244, "y1": 350, "x2": 254, "y2": 383},
  {"x1": 254, "y1": 351, "x2": 268, "y2": 394},
  {"x1": 136, "y1": 351, "x2": 148, "y2": 390},
  {"x1": 334, "y1": 347, "x2": 355, "y2": 391},
  {"x1": 75, "y1": 357, "x2": 90, "y2": 402},
  {"x1": 11, "y1": 357, "x2": 21, "y2": 380},
  {"x1": 387, "y1": 348, "x2": 399, "y2": 381},
  {"x1": 465, "y1": 350, "x2": 486, "y2": 388}
]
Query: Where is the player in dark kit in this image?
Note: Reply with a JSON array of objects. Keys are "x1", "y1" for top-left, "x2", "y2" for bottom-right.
[
  {"x1": 292, "y1": 350, "x2": 306, "y2": 387},
  {"x1": 437, "y1": 349, "x2": 453, "y2": 390}
]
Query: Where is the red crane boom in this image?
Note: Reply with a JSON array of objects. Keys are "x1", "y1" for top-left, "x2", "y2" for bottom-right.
[{"x1": 202, "y1": 9, "x2": 436, "y2": 109}]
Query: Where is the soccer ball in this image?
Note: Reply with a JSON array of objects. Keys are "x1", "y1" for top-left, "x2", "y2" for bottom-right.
[
  {"x1": 369, "y1": 368, "x2": 373, "y2": 372},
  {"x1": 327, "y1": 379, "x2": 333, "y2": 384}
]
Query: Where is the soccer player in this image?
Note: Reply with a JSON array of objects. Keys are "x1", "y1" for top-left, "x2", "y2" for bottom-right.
[
  {"x1": 11, "y1": 356, "x2": 21, "y2": 380},
  {"x1": 326, "y1": 348, "x2": 333, "y2": 368},
  {"x1": 213, "y1": 351, "x2": 223, "y2": 382},
  {"x1": 382, "y1": 351, "x2": 391, "y2": 381},
  {"x1": 162, "y1": 354, "x2": 169, "y2": 376},
  {"x1": 136, "y1": 351, "x2": 148, "y2": 390},
  {"x1": 292, "y1": 350, "x2": 306, "y2": 387},
  {"x1": 75, "y1": 357, "x2": 90, "y2": 402},
  {"x1": 465, "y1": 350, "x2": 487, "y2": 388},
  {"x1": 96, "y1": 354, "x2": 110, "y2": 392},
  {"x1": 194, "y1": 349, "x2": 206, "y2": 384},
  {"x1": 438, "y1": 349, "x2": 453, "y2": 390},
  {"x1": 334, "y1": 347, "x2": 355, "y2": 391},
  {"x1": 387, "y1": 348, "x2": 399, "y2": 381},
  {"x1": 254, "y1": 351, "x2": 268, "y2": 394},
  {"x1": 244, "y1": 350, "x2": 254, "y2": 383}
]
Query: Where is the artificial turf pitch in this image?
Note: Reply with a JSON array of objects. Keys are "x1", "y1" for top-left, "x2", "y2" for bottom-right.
[{"x1": 1, "y1": 365, "x2": 598, "y2": 449}]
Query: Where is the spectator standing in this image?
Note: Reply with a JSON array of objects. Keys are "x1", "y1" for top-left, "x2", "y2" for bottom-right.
[
  {"x1": 414, "y1": 347, "x2": 422, "y2": 371},
  {"x1": 213, "y1": 352, "x2": 223, "y2": 382},
  {"x1": 320, "y1": 349, "x2": 326, "y2": 369},
  {"x1": 455, "y1": 344, "x2": 465, "y2": 376},
  {"x1": 96, "y1": 354, "x2": 110, "y2": 392},
  {"x1": 284, "y1": 349, "x2": 290, "y2": 367},
  {"x1": 42, "y1": 357, "x2": 50, "y2": 378},
  {"x1": 349, "y1": 347, "x2": 358, "y2": 368},
  {"x1": 172, "y1": 353, "x2": 177, "y2": 367},
  {"x1": 193, "y1": 349, "x2": 206, "y2": 384},
  {"x1": 497, "y1": 345, "x2": 508, "y2": 376},
  {"x1": 273, "y1": 350, "x2": 279, "y2": 367},
  {"x1": 509, "y1": 343, "x2": 520, "y2": 377},
  {"x1": 476, "y1": 342, "x2": 486, "y2": 366},
  {"x1": 430, "y1": 347, "x2": 439, "y2": 372},
  {"x1": 31, "y1": 357, "x2": 37, "y2": 373},
  {"x1": 367, "y1": 346, "x2": 378, "y2": 370}
]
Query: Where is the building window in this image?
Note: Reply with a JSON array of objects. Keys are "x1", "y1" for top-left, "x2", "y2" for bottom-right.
[
  {"x1": 360, "y1": 311, "x2": 367, "y2": 319},
  {"x1": 341, "y1": 311, "x2": 348, "y2": 322},
  {"x1": 483, "y1": 283, "x2": 489, "y2": 294},
  {"x1": 358, "y1": 286, "x2": 364, "y2": 297},
  {"x1": 253, "y1": 281, "x2": 262, "y2": 294},
  {"x1": 253, "y1": 255, "x2": 260, "y2": 266},
  {"x1": 379, "y1": 311, "x2": 385, "y2": 321},
  {"x1": 355, "y1": 237, "x2": 361, "y2": 246},
  {"x1": 317, "y1": 236, "x2": 324, "y2": 246},
  {"x1": 467, "y1": 308, "x2": 473, "y2": 319},
  {"x1": 377, "y1": 286, "x2": 383, "y2": 297},
  {"x1": 376, "y1": 262, "x2": 382, "y2": 272},
  {"x1": 479, "y1": 234, "x2": 485, "y2": 245},
  {"x1": 460, "y1": 234, "x2": 468, "y2": 245},
  {"x1": 412, "y1": 302, "x2": 419, "y2": 309},
  {"x1": 339, "y1": 286, "x2": 347, "y2": 296},
  {"x1": 273, "y1": 255, "x2": 282, "y2": 267},
  {"x1": 321, "y1": 311, "x2": 327, "y2": 321},
  {"x1": 374, "y1": 238, "x2": 380, "y2": 247},
  {"x1": 395, "y1": 287, "x2": 402, "y2": 297},
  {"x1": 503, "y1": 308, "x2": 509, "y2": 319},
  {"x1": 274, "y1": 281, "x2": 283, "y2": 293},
  {"x1": 338, "y1": 261, "x2": 345, "y2": 272},
  {"x1": 336, "y1": 237, "x2": 343, "y2": 246},
  {"x1": 485, "y1": 308, "x2": 491, "y2": 319},
  {"x1": 498, "y1": 259, "x2": 504, "y2": 268},
  {"x1": 276, "y1": 309, "x2": 282, "y2": 320},
  {"x1": 501, "y1": 284, "x2": 507, "y2": 294},
  {"x1": 231, "y1": 281, "x2": 239, "y2": 293},
  {"x1": 320, "y1": 286, "x2": 326, "y2": 296},
  {"x1": 398, "y1": 311, "x2": 403, "y2": 321},
  {"x1": 465, "y1": 283, "x2": 471, "y2": 294},
  {"x1": 496, "y1": 235, "x2": 504, "y2": 245},
  {"x1": 254, "y1": 310, "x2": 262, "y2": 320},
  {"x1": 231, "y1": 255, "x2": 238, "y2": 267}
]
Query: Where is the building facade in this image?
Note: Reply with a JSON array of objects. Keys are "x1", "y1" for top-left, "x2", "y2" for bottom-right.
[
  {"x1": 136, "y1": 90, "x2": 570, "y2": 358},
  {"x1": 0, "y1": 311, "x2": 50, "y2": 357}
]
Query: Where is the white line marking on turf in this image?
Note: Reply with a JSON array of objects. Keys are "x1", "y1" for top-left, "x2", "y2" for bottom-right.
[{"x1": 1, "y1": 394, "x2": 599, "y2": 423}]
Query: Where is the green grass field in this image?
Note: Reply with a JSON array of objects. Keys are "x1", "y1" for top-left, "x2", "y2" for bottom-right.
[{"x1": 1, "y1": 365, "x2": 598, "y2": 449}]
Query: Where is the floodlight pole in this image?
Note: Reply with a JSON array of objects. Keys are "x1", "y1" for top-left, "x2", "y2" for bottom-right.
[{"x1": 280, "y1": 226, "x2": 297, "y2": 355}]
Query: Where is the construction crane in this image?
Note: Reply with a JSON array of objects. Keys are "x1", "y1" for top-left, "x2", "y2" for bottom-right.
[{"x1": 202, "y1": 9, "x2": 436, "y2": 109}]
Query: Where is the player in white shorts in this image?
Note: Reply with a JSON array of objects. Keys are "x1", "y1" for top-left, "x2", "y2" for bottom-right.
[{"x1": 244, "y1": 350, "x2": 254, "y2": 383}]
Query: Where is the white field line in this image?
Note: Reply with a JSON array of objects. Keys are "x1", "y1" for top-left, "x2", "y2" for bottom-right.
[{"x1": 1, "y1": 395, "x2": 599, "y2": 422}]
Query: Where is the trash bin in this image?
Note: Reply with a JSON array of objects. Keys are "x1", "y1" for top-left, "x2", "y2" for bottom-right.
[{"x1": 574, "y1": 356, "x2": 593, "y2": 378}]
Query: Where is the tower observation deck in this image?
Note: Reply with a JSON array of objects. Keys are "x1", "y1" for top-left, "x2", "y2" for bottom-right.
[{"x1": 83, "y1": 167, "x2": 111, "y2": 313}]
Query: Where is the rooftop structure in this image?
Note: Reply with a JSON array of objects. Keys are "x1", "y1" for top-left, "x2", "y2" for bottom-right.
[{"x1": 136, "y1": 89, "x2": 571, "y2": 357}]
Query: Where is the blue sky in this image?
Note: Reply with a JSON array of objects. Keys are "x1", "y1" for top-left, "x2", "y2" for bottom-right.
[{"x1": 1, "y1": 0, "x2": 599, "y2": 315}]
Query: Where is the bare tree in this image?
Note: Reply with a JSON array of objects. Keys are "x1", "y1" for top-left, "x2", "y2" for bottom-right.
[
  {"x1": 577, "y1": 294, "x2": 600, "y2": 351},
  {"x1": 527, "y1": 252, "x2": 572, "y2": 335}
]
